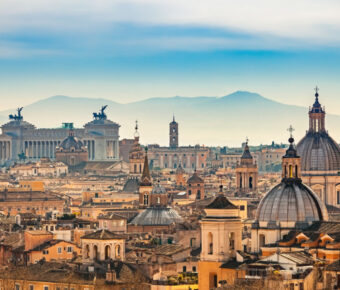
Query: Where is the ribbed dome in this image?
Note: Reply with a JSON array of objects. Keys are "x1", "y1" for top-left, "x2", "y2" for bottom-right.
[
  {"x1": 59, "y1": 135, "x2": 84, "y2": 151},
  {"x1": 130, "y1": 207, "x2": 182, "y2": 226},
  {"x1": 256, "y1": 180, "x2": 328, "y2": 223},
  {"x1": 297, "y1": 132, "x2": 340, "y2": 171}
]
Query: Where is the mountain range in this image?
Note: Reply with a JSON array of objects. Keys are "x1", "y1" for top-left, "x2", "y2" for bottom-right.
[{"x1": 1, "y1": 91, "x2": 339, "y2": 147}]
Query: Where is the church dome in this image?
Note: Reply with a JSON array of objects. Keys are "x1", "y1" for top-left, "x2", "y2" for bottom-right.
[
  {"x1": 152, "y1": 182, "x2": 167, "y2": 194},
  {"x1": 59, "y1": 133, "x2": 85, "y2": 151},
  {"x1": 130, "y1": 207, "x2": 182, "y2": 226},
  {"x1": 296, "y1": 89, "x2": 340, "y2": 172},
  {"x1": 297, "y1": 133, "x2": 340, "y2": 171},
  {"x1": 256, "y1": 180, "x2": 328, "y2": 223},
  {"x1": 256, "y1": 132, "x2": 329, "y2": 225}
]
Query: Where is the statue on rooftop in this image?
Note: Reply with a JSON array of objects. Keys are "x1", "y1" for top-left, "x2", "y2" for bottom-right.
[
  {"x1": 93, "y1": 105, "x2": 108, "y2": 120},
  {"x1": 9, "y1": 107, "x2": 23, "y2": 121}
]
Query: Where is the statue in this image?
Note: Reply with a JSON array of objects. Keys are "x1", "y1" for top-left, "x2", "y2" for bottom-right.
[
  {"x1": 9, "y1": 107, "x2": 23, "y2": 121},
  {"x1": 93, "y1": 105, "x2": 108, "y2": 120}
]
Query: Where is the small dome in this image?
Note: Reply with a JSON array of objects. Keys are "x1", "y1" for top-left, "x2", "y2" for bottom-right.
[
  {"x1": 152, "y1": 182, "x2": 166, "y2": 194},
  {"x1": 297, "y1": 132, "x2": 340, "y2": 171},
  {"x1": 59, "y1": 135, "x2": 84, "y2": 151},
  {"x1": 130, "y1": 207, "x2": 182, "y2": 226},
  {"x1": 256, "y1": 180, "x2": 328, "y2": 223}
]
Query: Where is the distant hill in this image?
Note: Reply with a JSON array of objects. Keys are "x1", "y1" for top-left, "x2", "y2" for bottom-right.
[{"x1": 1, "y1": 91, "x2": 340, "y2": 146}]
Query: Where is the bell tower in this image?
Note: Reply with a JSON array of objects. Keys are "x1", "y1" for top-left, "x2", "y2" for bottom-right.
[
  {"x1": 139, "y1": 148, "x2": 152, "y2": 209},
  {"x1": 235, "y1": 139, "x2": 258, "y2": 193},
  {"x1": 169, "y1": 115, "x2": 178, "y2": 148}
]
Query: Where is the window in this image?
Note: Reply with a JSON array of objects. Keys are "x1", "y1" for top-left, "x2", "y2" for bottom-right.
[
  {"x1": 15, "y1": 284, "x2": 20, "y2": 290},
  {"x1": 67, "y1": 246, "x2": 73, "y2": 253},
  {"x1": 208, "y1": 232, "x2": 213, "y2": 255},
  {"x1": 337, "y1": 191, "x2": 340, "y2": 204},
  {"x1": 183, "y1": 266, "x2": 187, "y2": 272},
  {"x1": 58, "y1": 247, "x2": 62, "y2": 254},
  {"x1": 43, "y1": 287, "x2": 49, "y2": 290},
  {"x1": 240, "y1": 205, "x2": 245, "y2": 211},
  {"x1": 192, "y1": 266, "x2": 197, "y2": 272},
  {"x1": 29, "y1": 286, "x2": 34, "y2": 290}
]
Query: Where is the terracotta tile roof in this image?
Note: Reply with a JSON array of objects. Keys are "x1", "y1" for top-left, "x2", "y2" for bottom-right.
[{"x1": 81, "y1": 229, "x2": 125, "y2": 240}]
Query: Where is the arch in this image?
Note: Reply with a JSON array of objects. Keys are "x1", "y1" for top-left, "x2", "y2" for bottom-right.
[
  {"x1": 143, "y1": 194, "x2": 149, "y2": 206},
  {"x1": 208, "y1": 232, "x2": 213, "y2": 255},
  {"x1": 197, "y1": 190, "x2": 201, "y2": 199},
  {"x1": 259, "y1": 234, "x2": 266, "y2": 248},
  {"x1": 134, "y1": 164, "x2": 137, "y2": 173},
  {"x1": 284, "y1": 165, "x2": 287, "y2": 178},
  {"x1": 249, "y1": 176, "x2": 253, "y2": 189},
  {"x1": 105, "y1": 245, "x2": 111, "y2": 260},
  {"x1": 157, "y1": 197, "x2": 160, "y2": 204},
  {"x1": 85, "y1": 244, "x2": 90, "y2": 259},
  {"x1": 240, "y1": 175, "x2": 242, "y2": 188},
  {"x1": 115, "y1": 244, "x2": 121, "y2": 259},
  {"x1": 295, "y1": 165, "x2": 298, "y2": 178},
  {"x1": 93, "y1": 245, "x2": 98, "y2": 260},
  {"x1": 139, "y1": 164, "x2": 142, "y2": 173},
  {"x1": 289, "y1": 165, "x2": 293, "y2": 178},
  {"x1": 229, "y1": 232, "x2": 235, "y2": 250}
]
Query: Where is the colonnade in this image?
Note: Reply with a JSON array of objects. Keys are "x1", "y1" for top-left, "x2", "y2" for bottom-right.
[
  {"x1": 0, "y1": 141, "x2": 11, "y2": 160},
  {"x1": 24, "y1": 140, "x2": 60, "y2": 159}
]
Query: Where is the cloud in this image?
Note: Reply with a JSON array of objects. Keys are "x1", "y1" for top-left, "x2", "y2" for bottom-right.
[{"x1": 0, "y1": 0, "x2": 340, "y2": 55}]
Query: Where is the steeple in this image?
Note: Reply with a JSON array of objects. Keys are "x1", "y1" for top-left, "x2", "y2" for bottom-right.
[
  {"x1": 140, "y1": 148, "x2": 152, "y2": 186},
  {"x1": 241, "y1": 138, "x2": 253, "y2": 164},
  {"x1": 309, "y1": 86, "x2": 325, "y2": 133},
  {"x1": 282, "y1": 126, "x2": 301, "y2": 180}
]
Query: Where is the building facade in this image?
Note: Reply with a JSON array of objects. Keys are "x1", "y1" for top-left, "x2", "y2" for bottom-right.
[{"x1": 0, "y1": 106, "x2": 120, "y2": 165}]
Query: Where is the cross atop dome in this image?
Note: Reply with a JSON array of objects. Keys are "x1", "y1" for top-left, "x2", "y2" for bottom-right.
[
  {"x1": 287, "y1": 125, "x2": 295, "y2": 139},
  {"x1": 134, "y1": 120, "x2": 139, "y2": 138}
]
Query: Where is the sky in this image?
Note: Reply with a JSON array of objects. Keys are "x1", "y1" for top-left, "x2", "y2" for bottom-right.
[{"x1": 1, "y1": 0, "x2": 340, "y2": 113}]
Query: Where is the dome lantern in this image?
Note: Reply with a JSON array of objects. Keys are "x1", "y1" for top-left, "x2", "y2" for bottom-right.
[{"x1": 282, "y1": 126, "x2": 301, "y2": 180}]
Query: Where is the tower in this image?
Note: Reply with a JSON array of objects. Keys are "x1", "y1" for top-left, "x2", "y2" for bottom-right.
[
  {"x1": 235, "y1": 139, "x2": 258, "y2": 194},
  {"x1": 139, "y1": 148, "x2": 152, "y2": 208},
  {"x1": 308, "y1": 86, "x2": 325, "y2": 133},
  {"x1": 187, "y1": 170, "x2": 205, "y2": 200},
  {"x1": 169, "y1": 115, "x2": 178, "y2": 148},
  {"x1": 129, "y1": 121, "x2": 144, "y2": 175},
  {"x1": 199, "y1": 188, "x2": 242, "y2": 289}
]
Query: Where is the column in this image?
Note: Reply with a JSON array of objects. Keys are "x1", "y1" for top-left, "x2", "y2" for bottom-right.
[
  {"x1": 0, "y1": 142, "x2": 2, "y2": 160},
  {"x1": 7, "y1": 142, "x2": 10, "y2": 159},
  {"x1": 92, "y1": 140, "x2": 95, "y2": 160}
]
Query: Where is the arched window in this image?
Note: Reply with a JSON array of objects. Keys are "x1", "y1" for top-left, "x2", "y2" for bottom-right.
[
  {"x1": 284, "y1": 165, "x2": 287, "y2": 178},
  {"x1": 134, "y1": 164, "x2": 137, "y2": 173},
  {"x1": 295, "y1": 165, "x2": 298, "y2": 178},
  {"x1": 197, "y1": 190, "x2": 201, "y2": 199},
  {"x1": 157, "y1": 197, "x2": 160, "y2": 204},
  {"x1": 85, "y1": 244, "x2": 90, "y2": 258},
  {"x1": 289, "y1": 165, "x2": 293, "y2": 178},
  {"x1": 229, "y1": 232, "x2": 235, "y2": 250},
  {"x1": 93, "y1": 245, "x2": 98, "y2": 260},
  {"x1": 259, "y1": 234, "x2": 266, "y2": 247},
  {"x1": 249, "y1": 176, "x2": 253, "y2": 189},
  {"x1": 143, "y1": 194, "x2": 149, "y2": 205},
  {"x1": 105, "y1": 245, "x2": 111, "y2": 260},
  {"x1": 208, "y1": 232, "x2": 213, "y2": 255},
  {"x1": 116, "y1": 245, "x2": 121, "y2": 259},
  {"x1": 240, "y1": 176, "x2": 242, "y2": 188},
  {"x1": 139, "y1": 164, "x2": 142, "y2": 173},
  {"x1": 188, "y1": 190, "x2": 192, "y2": 195}
]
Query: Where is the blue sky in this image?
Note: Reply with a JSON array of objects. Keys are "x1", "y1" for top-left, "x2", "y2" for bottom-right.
[{"x1": 1, "y1": 0, "x2": 340, "y2": 112}]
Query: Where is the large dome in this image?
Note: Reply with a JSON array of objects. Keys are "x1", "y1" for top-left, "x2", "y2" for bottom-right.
[
  {"x1": 256, "y1": 180, "x2": 328, "y2": 223},
  {"x1": 297, "y1": 132, "x2": 340, "y2": 172},
  {"x1": 130, "y1": 207, "x2": 182, "y2": 226}
]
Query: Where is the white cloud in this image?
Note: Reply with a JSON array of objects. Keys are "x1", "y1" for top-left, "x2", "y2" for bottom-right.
[{"x1": 0, "y1": 0, "x2": 340, "y2": 48}]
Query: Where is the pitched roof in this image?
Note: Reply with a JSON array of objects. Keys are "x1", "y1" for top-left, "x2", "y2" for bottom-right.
[
  {"x1": 241, "y1": 143, "x2": 253, "y2": 159},
  {"x1": 187, "y1": 171, "x2": 203, "y2": 184},
  {"x1": 205, "y1": 194, "x2": 238, "y2": 209},
  {"x1": 81, "y1": 229, "x2": 125, "y2": 240}
]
